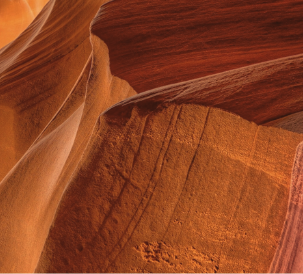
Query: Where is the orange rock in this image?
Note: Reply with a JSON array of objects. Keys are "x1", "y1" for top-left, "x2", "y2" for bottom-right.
[
  {"x1": 0, "y1": 0, "x2": 48, "y2": 49},
  {"x1": 0, "y1": 0, "x2": 136, "y2": 271},
  {"x1": 36, "y1": 101, "x2": 303, "y2": 272},
  {"x1": 269, "y1": 141, "x2": 303, "y2": 273},
  {"x1": 27, "y1": 0, "x2": 50, "y2": 16},
  {"x1": 0, "y1": 0, "x2": 108, "y2": 180},
  {"x1": 0, "y1": 0, "x2": 302, "y2": 272}
]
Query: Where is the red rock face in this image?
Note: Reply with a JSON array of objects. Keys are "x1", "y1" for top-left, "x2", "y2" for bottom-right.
[
  {"x1": 92, "y1": 0, "x2": 303, "y2": 93},
  {"x1": 0, "y1": 0, "x2": 303, "y2": 273},
  {"x1": 102, "y1": 53, "x2": 303, "y2": 125}
]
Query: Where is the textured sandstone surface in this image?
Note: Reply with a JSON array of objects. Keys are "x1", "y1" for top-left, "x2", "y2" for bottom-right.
[
  {"x1": 270, "y1": 142, "x2": 303, "y2": 272},
  {"x1": 0, "y1": 0, "x2": 109, "y2": 180},
  {"x1": 93, "y1": 0, "x2": 303, "y2": 93},
  {"x1": 36, "y1": 102, "x2": 303, "y2": 273},
  {"x1": 0, "y1": 0, "x2": 302, "y2": 273},
  {"x1": 104, "y1": 53, "x2": 303, "y2": 125}
]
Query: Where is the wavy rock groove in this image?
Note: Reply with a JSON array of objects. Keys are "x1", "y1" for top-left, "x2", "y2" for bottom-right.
[{"x1": 0, "y1": 0, "x2": 302, "y2": 273}]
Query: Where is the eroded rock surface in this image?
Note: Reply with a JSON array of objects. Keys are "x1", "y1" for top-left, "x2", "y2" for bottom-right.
[
  {"x1": 0, "y1": 0, "x2": 302, "y2": 273},
  {"x1": 37, "y1": 102, "x2": 302, "y2": 272}
]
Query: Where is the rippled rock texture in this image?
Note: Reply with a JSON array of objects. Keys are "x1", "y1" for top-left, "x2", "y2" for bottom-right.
[{"x1": 0, "y1": 0, "x2": 303, "y2": 272}]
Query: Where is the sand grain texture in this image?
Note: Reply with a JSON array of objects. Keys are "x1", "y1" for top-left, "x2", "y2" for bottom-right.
[{"x1": 37, "y1": 101, "x2": 303, "y2": 273}]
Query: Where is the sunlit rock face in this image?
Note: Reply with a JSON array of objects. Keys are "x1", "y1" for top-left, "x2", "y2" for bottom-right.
[
  {"x1": 0, "y1": 0, "x2": 303, "y2": 273},
  {"x1": 0, "y1": 0, "x2": 48, "y2": 48},
  {"x1": 27, "y1": 0, "x2": 49, "y2": 16}
]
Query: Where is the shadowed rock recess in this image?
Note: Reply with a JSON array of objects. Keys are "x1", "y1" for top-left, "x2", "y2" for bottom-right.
[{"x1": 0, "y1": 0, "x2": 302, "y2": 273}]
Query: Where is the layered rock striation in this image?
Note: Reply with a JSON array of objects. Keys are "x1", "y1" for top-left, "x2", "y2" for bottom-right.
[{"x1": 0, "y1": 0, "x2": 302, "y2": 273}]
